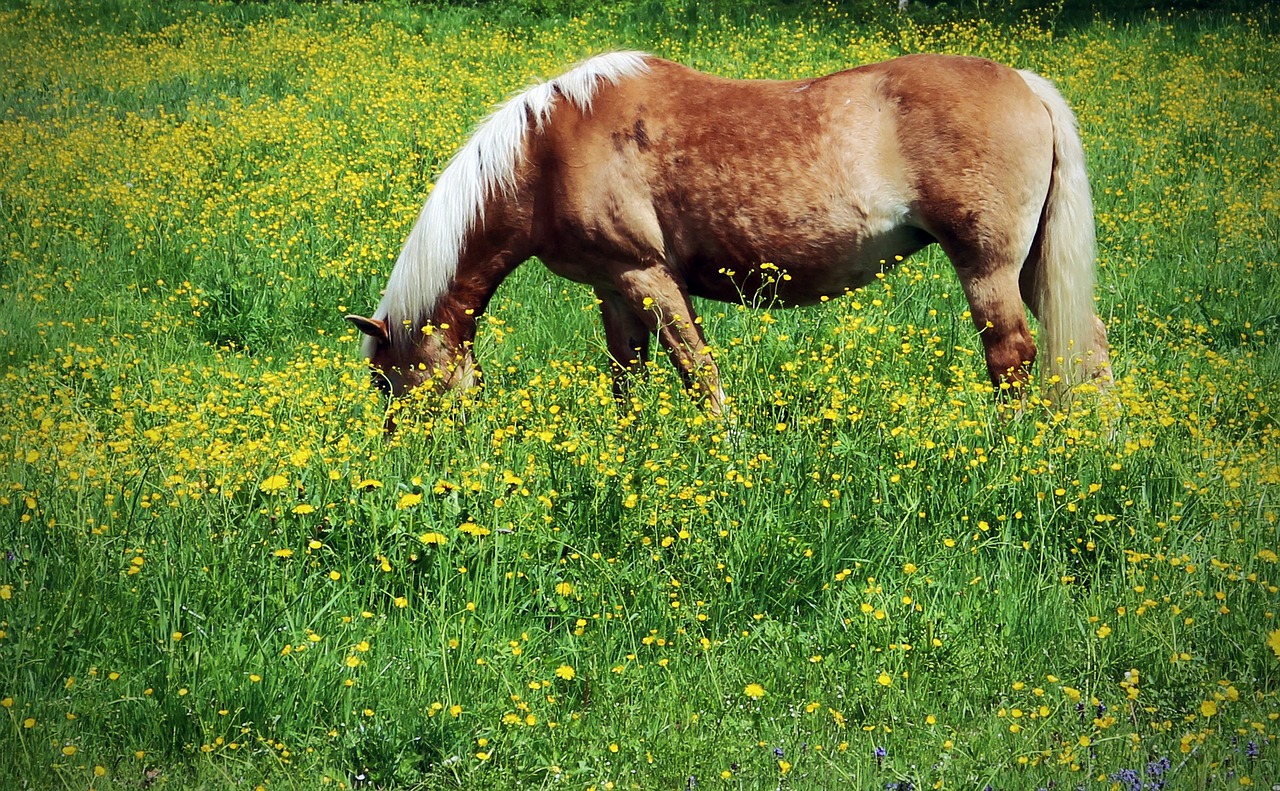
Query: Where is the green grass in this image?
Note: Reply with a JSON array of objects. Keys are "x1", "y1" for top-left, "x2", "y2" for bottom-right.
[{"x1": 1, "y1": 2, "x2": 1278, "y2": 789}]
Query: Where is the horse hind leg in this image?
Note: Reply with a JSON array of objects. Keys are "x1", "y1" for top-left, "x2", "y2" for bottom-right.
[
  {"x1": 955, "y1": 256, "x2": 1039, "y2": 395},
  {"x1": 931, "y1": 183, "x2": 1044, "y2": 394}
]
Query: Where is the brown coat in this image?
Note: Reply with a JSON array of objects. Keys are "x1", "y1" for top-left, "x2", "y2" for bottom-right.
[{"x1": 348, "y1": 53, "x2": 1110, "y2": 414}]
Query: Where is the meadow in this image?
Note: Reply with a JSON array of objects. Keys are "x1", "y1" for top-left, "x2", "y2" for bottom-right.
[{"x1": 1, "y1": 1, "x2": 1278, "y2": 788}]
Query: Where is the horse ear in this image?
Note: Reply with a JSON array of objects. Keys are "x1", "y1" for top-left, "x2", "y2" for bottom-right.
[{"x1": 345, "y1": 314, "x2": 388, "y2": 342}]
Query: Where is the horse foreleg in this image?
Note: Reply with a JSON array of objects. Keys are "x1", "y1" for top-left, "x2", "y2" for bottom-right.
[
  {"x1": 595, "y1": 287, "x2": 652, "y2": 404},
  {"x1": 613, "y1": 266, "x2": 727, "y2": 415}
]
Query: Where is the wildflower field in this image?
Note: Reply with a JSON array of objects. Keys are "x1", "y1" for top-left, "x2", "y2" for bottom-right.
[{"x1": 1, "y1": 1, "x2": 1278, "y2": 788}]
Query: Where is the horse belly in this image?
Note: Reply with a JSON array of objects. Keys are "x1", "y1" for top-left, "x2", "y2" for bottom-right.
[
  {"x1": 821, "y1": 222, "x2": 933, "y2": 292},
  {"x1": 682, "y1": 203, "x2": 931, "y2": 306}
]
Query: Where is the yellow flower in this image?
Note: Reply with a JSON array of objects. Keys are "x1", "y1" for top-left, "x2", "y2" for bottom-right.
[
  {"x1": 1200, "y1": 699, "x2": 1218, "y2": 717},
  {"x1": 258, "y1": 475, "x2": 289, "y2": 493},
  {"x1": 291, "y1": 504, "x2": 315, "y2": 515},
  {"x1": 1268, "y1": 629, "x2": 1280, "y2": 658},
  {"x1": 271, "y1": 548, "x2": 293, "y2": 558},
  {"x1": 744, "y1": 683, "x2": 765, "y2": 699},
  {"x1": 554, "y1": 582, "x2": 574, "y2": 596},
  {"x1": 555, "y1": 664, "x2": 576, "y2": 680},
  {"x1": 418, "y1": 532, "x2": 448, "y2": 546},
  {"x1": 396, "y1": 492, "x2": 422, "y2": 509},
  {"x1": 877, "y1": 672, "x2": 892, "y2": 687}
]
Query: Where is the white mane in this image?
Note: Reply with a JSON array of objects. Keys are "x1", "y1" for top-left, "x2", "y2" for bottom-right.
[{"x1": 368, "y1": 51, "x2": 652, "y2": 353}]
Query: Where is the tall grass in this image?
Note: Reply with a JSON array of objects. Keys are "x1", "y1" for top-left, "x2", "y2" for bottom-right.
[{"x1": 1, "y1": 2, "x2": 1277, "y2": 789}]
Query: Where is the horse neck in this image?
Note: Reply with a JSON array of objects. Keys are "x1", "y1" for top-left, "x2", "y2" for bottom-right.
[{"x1": 422, "y1": 225, "x2": 530, "y2": 356}]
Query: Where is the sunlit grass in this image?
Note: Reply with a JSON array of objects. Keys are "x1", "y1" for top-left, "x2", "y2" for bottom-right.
[{"x1": 1, "y1": 3, "x2": 1277, "y2": 789}]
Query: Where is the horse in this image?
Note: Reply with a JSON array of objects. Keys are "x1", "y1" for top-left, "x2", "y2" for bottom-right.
[{"x1": 346, "y1": 51, "x2": 1112, "y2": 417}]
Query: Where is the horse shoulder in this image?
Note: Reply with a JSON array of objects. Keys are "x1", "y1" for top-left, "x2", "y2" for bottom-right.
[{"x1": 530, "y1": 76, "x2": 671, "y2": 276}]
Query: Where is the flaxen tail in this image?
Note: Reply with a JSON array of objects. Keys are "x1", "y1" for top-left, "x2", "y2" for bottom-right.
[{"x1": 1018, "y1": 70, "x2": 1111, "y2": 396}]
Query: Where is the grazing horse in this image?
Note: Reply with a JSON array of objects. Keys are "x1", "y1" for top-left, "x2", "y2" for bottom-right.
[{"x1": 346, "y1": 52, "x2": 1112, "y2": 414}]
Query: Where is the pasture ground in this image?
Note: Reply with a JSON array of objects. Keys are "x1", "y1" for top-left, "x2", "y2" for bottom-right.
[{"x1": 1, "y1": 2, "x2": 1278, "y2": 788}]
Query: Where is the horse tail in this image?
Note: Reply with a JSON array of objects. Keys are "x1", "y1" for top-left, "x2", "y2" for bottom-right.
[{"x1": 1017, "y1": 69, "x2": 1107, "y2": 394}]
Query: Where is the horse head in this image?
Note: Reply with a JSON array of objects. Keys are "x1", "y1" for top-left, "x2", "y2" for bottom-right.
[{"x1": 345, "y1": 314, "x2": 479, "y2": 401}]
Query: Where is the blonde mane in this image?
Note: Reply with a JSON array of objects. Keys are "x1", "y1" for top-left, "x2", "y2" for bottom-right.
[{"x1": 367, "y1": 51, "x2": 651, "y2": 355}]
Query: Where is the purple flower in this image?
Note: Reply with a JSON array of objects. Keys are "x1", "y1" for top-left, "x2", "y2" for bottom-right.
[
  {"x1": 1108, "y1": 768, "x2": 1140, "y2": 791},
  {"x1": 1146, "y1": 756, "x2": 1172, "y2": 790}
]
